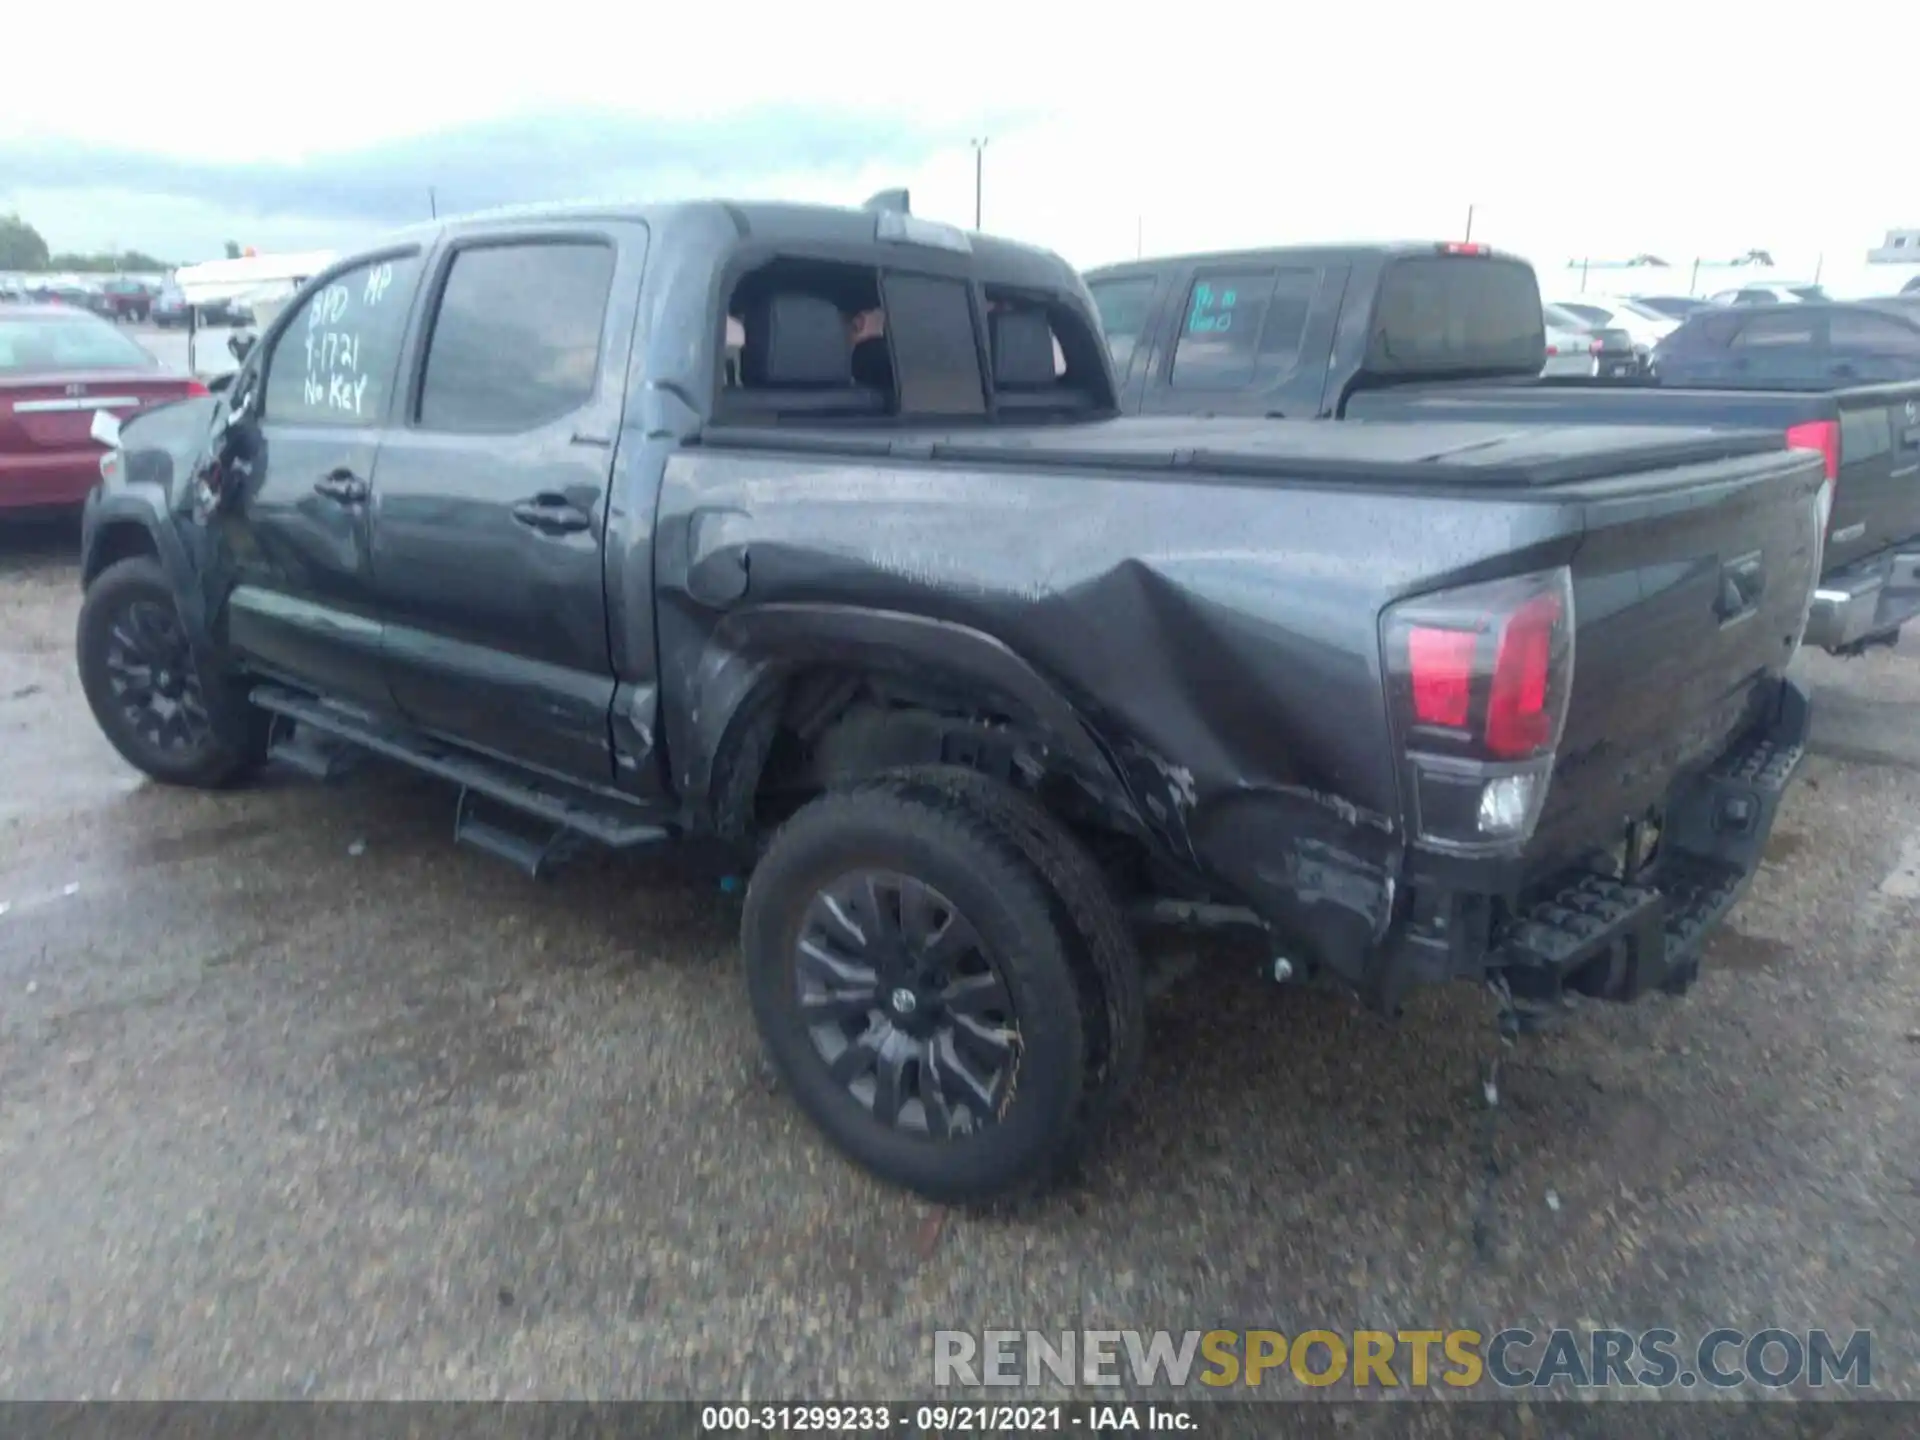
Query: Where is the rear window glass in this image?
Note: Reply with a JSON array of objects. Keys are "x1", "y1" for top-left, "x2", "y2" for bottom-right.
[
  {"x1": 0, "y1": 314, "x2": 157, "y2": 372},
  {"x1": 1368, "y1": 257, "x2": 1543, "y2": 375}
]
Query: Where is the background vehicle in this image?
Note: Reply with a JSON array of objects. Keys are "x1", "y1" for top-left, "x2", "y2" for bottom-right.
[
  {"x1": 78, "y1": 200, "x2": 1817, "y2": 1203},
  {"x1": 1629, "y1": 294, "x2": 1716, "y2": 321},
  {"x1": 1084, "y1": 241, "x2": 1920, "y2": 654},
  {"x1": 97, "y1": 277, "x2": 156, "y2": 322},
  {"x1": 1708, "y1": 282, "x2": 1831, "y2": 306},
  {"x1": 1552, "y1": 295, "x2": 1679, "y2": 364},
  {"x1": 1543, "y1": 303, "x2": 1640, "y2": 377},
  {"x1": 28, "y1": 278, "x2": 104, "y2": 312},
  {"x1": 151, "y1": 278, "x2": 240, "y2": 328},
  {"x1": 1651, "y1": 302, "x2": 1920, "y2": 388},
  {"x1": 0, "y1": 303, "x2": 206, "y2": 512}
]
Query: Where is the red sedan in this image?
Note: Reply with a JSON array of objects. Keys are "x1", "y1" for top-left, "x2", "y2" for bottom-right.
[{"x1": 1, "y1": 304, "x2": 208, "y2": 513}]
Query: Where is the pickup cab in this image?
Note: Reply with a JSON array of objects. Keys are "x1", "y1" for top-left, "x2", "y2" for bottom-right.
[
  {"x1": 1085, "y1": 243, "x2": 1920, "y2": 655},
  {"x1": 77, "y1": 201, "x2": 1821, "y2": 1203}
]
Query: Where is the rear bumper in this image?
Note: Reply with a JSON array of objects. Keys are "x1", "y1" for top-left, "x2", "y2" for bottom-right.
[
  {"x1": 0, "y1": 450, "x2": 99, "y2": 511},
  {"x1": 1501, "y1": 679, "x2": 1809, "y2": 1003},
  {"x1": 1375, "y1": 679, "x2": 1810, "y2": 1009},
  {"x1": 1804, "y1": 544, "x2": 1920, "y2": 653}
]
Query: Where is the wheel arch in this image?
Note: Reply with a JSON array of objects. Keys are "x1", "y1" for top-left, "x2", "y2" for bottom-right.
[{"x1": 675, "y1": 604, "x2": 1138, "y2": 836}]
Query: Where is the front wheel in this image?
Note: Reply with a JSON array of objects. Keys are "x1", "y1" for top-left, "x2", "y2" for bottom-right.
[
  {"x1": 76, "y1": 557, "x2": 267, "y2": 788},
  {"x1": 742, "y1": 782, "x2": 1088, "y2": 1204}
]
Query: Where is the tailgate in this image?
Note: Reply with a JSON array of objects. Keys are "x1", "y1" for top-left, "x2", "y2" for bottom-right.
[
  {"x1": 1826, "y1": 383, "x2": 1920, "y2": 569},
  {"x1": 1528, "y1": 446, "x2": 1825, "y2": 870}
]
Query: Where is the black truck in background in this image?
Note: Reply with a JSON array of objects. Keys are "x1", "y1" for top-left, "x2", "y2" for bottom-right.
[
  {"x1": 1085, "y1": 243, "x2": 1920, "y2": 656},
  {"x1": 78, "y1": 202, "x2": 1820, "y2": 1202}
]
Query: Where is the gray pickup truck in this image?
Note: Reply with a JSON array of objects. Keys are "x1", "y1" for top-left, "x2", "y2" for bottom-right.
[
  {"x1": 78, "y1": 199, "x2": 1820, "y2": 1202},
  {"x1": 1086, "y1": 243, "x2": 1920, "y2": 656}
]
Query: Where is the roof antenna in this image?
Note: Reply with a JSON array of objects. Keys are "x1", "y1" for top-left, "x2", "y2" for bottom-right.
[{"x1": 861, "y1": 189, "x2": 910, "y2": 214}]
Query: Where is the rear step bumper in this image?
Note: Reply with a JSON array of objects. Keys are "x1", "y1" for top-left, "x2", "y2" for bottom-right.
[
  {"x1": 1497, "y1": 680, "x2": 1809, "y2": 1005},
  {"x1": 1804, "y1": 544, "x2": 1920, "y2": 653}
]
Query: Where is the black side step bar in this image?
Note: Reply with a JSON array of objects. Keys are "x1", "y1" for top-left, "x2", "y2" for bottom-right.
[{"x1": 250, "y1": 686, "x2": 672, "y2": 856}]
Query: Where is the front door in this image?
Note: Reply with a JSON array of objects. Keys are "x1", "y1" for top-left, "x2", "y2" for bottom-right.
[
  {"x1": 367, "y1": 224, "x2": 643, "y2": 784},
  {"x1": 212, "y1": 248, "x2": 427, "y2": 712}
]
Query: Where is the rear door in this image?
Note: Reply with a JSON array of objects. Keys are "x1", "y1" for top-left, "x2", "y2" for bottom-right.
[
  {"x1": 1721, "y1": 309, "x2": 1828, "y2": 386},
  {"x1": 367, "y1": 221, "x2": 644, "y2": 784},
  {"x1": 1137, "y1": 260, "x2": 1349, "y2": 418},
  {"x1": 215, "y1": 246, "x2": 427, "y2": 711}
]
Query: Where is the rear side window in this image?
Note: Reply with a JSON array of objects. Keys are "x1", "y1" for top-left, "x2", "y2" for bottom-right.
[
  {"x1": 1170, "y1": 267, "x2": 1321, "y2": 389},
  {"x1": 264, "y1": 253, "x2": 423, "y2": 426},
  {"x1": 1087, "y1": 276, "x2": 1156, "y2": 369},
  {"x1": 418, "y1": 240, "x2": 614, "y2": 432},
  {"x1": 1829, "y1": 310, "x2": 1920, "y2": 355},
  {"x1": 1731, "y1": 314, "x2": 1820, "y2": 349},
  {"x1": 1368, "y1": 257, "x2": 1542, "y2": 375}
]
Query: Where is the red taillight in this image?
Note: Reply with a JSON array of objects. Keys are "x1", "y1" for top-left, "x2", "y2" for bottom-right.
[
  {"x1": 1485, "y1": 591, "x2": 1562, "y2": 758},
  {"x1": 1785, "y1": 419, "x2": 1840, "y2": 535},
  {"x1": 1784, "y1": 419, "x2": 1838, "y2": 481},
  {"x1": 1384, "y1": 568, "x2": 1575, "y2": 851},
  {"x1": 1407, "y1": 627, "x2": 1477, "y2": 727},
  {"x1": 1544, "y1": 344, "x2": 1559, "y2": 357},
  {"x1": 1589, "y1": 338, "x2": 1605, "y2": 355},
  {"x1": 185, "y1": 378, "x2": 211, "y2": 397}
]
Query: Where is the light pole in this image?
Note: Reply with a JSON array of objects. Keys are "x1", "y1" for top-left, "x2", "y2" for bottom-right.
[{"x1": 970, "y1": 137, "x2": 989, "y2": 229}]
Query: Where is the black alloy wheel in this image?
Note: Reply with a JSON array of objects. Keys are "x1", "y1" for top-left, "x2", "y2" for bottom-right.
[
  {"x1": 76, "y1": 557, "x2": 267, "y2": 788},
  {"x1": 796, "y1": 868, "x2": 1019, "y2": 1137},
  {"x1": 102, "y1": 596, "x2": 213, "y2": 756},
  {"x1": 742, "y1": 782, "x2": 1087, "y2": 1203}
]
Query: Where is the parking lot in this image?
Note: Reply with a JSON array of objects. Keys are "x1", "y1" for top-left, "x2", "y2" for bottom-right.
[{"x1": 1, "y1": 509, "x2": 1917, "y2": 1404}]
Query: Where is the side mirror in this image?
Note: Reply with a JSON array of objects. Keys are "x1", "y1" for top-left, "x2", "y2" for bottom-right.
[{"x1": 206, "y1": 372, "x2": 236, "y2": 395}]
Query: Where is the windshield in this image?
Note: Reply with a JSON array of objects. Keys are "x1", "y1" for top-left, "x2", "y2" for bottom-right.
[
  {"x1": 1542, "y1": 304, "x2": 1591, "y2": 330},
  {"x1": 1557, "y1": 303, "x2": 1612, "y2": 326},
  {"x1": 0, "y1": 313, "x2": 159, "y2": 372}
]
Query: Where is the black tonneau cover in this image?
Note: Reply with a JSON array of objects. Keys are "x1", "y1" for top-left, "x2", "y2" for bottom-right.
[{"x1": 699, "y1": 415, "x2": 1788, "y2": 490}]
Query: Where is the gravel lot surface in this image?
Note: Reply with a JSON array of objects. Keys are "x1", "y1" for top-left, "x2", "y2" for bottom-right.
[{"x1": 0, "y1": 514, "x2": 1914, "y2": 1420}]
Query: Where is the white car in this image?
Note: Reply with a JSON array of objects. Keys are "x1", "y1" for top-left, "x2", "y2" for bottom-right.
[
  {"x1": 1551, "y1": 296, "x2": 1680, "y2": 362},
  {"x1": 1707, "y1": 282, "x2": 1831, "y2": 306}
]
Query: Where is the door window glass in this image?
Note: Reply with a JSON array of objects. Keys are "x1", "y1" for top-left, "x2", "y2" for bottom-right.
[
  {"x1": 262, "y1": 254, "x2": 423, "y2": 426},
  {"x1": 418, "y1": 241, "x2": 615, "y2": 433}
]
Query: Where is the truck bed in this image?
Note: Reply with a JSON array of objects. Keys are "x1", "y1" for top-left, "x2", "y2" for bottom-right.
[{"x1": 677, "y1": 417, "x2": 1825, "y2": 895}]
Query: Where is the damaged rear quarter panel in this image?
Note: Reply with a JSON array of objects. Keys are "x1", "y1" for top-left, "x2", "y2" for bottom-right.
[{"x1": 653, "y1": 447, "x2": 1579, "y2": 955}]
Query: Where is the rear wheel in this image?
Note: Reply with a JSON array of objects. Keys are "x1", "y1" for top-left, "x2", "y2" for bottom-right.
[
  {"x1": 76, "y1": 557, "x2": 267, "y2": 788},
  {"x1": 875, "y1": 766, "x2": 1147, "y2": 1144},
  {"x1": 742, "y1": 782, "x2": 1087, "y2": 1203}
]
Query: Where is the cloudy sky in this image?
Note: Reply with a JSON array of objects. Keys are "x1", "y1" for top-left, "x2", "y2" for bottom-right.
[{"x1": 2, "y1": 0, "x2": 1911, "y2": 287}]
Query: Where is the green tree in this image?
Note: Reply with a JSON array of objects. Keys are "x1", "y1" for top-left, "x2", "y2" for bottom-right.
[
  {"x1": 223, "y1": 240, "x2": 242, "y2": 260},
  {"x1": 0, "y1": 212, "x2": 51, "y2": 270}
]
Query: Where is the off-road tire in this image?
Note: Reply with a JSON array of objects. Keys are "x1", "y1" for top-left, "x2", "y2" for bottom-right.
[
  {"x1": 742, "y1": 781, "x2": 1087, "y2": 1204},
  {"x1": 875, "y1": 766, "x2": 1147, "y2": 1149},
  {"x1": 76, "y1": 557, "x2": 268, "y2": 789}
]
